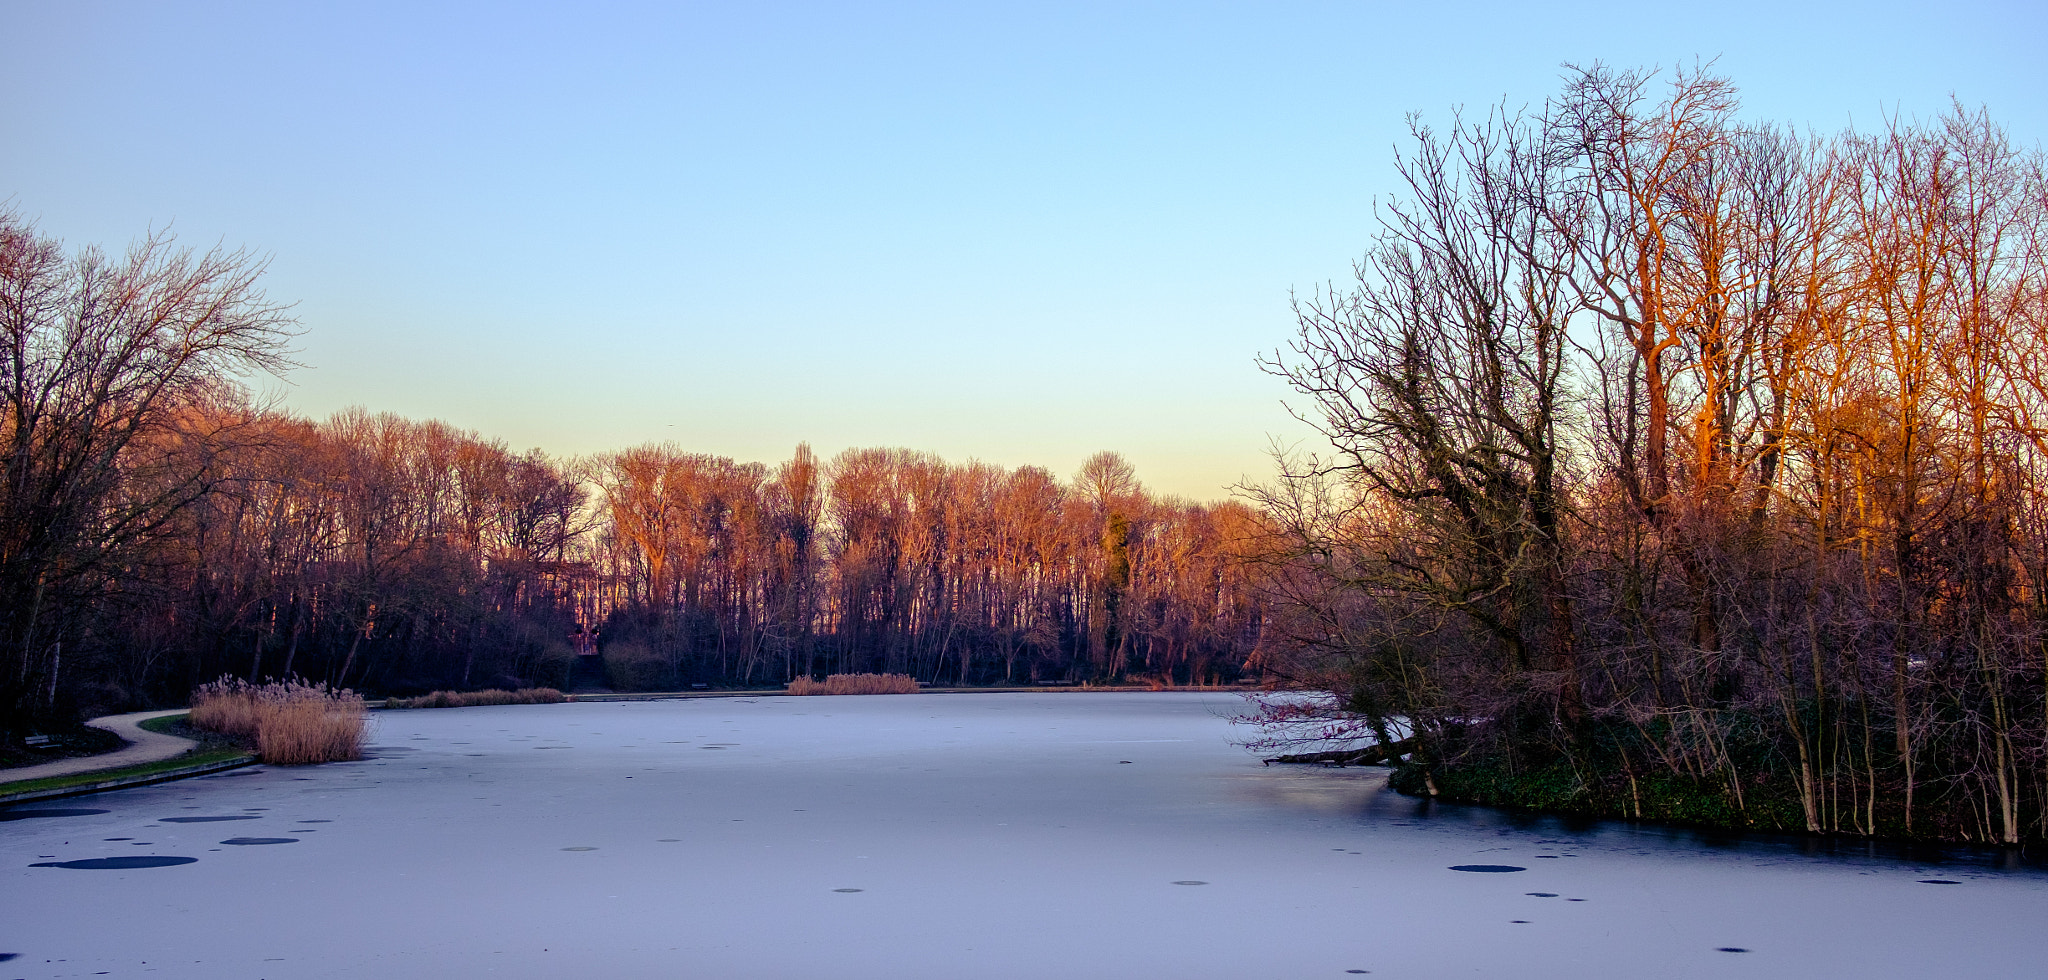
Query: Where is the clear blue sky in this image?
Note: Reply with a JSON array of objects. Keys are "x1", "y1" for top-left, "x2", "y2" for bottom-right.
[{"x1": 4, "y1": 1, "x2": 2042, "y2": 500}]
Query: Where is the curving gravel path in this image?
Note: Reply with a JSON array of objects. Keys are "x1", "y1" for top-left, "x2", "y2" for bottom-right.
[{"x1": 1, "y1": 709, "x2": 197, "y2": 783}]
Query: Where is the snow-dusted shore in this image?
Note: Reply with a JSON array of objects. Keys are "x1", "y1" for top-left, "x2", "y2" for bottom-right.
[{"x1": 3, "y1": 693, "x2": 2042, "y2": 979}]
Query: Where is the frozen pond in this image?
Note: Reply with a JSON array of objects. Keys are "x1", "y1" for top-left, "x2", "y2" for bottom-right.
[{"x1": 3, "y1": 692, "x2": 2043, "y2": 978}]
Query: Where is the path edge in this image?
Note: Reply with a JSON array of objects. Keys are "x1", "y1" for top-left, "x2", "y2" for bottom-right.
[{"x1": 0, "y1": 754, "x2": 258, "y2": 805}]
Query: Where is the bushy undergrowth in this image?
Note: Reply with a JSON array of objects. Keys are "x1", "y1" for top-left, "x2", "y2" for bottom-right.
[
  {"x1": 1365, "y1": 712, "x2": 2017, "y2": 842},
  {"x1": 786, "y1": 673, "x2": 920, "y2": 695},
  {"x1": 387, "y1": 688, "x2": 567, "y2": 709},
  {"x1": 602, "y1": 642, "x2": 669, "y2": 691},
  {"x1": 1390, "y1": 756, "x2": 1813, "y2": 837},
  {"x1": 190, "y1": 677, "x2": 366, "y2": 765}
]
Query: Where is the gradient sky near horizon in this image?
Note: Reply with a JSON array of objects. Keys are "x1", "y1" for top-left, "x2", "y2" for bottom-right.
[{"x1": 4, "y1": 2, "x2": 2043, "y2": 501}]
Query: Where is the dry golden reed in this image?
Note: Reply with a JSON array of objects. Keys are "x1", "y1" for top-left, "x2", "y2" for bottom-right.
[
  {"x1": 190, "y1": 677, "x2": 367, "y2": 765},
  {"x1": 785, "y1": 673, "x2": 920, "y2": 695},
  {"x1": 387, "y1": 688, "x2": 568, "y2": 709}
]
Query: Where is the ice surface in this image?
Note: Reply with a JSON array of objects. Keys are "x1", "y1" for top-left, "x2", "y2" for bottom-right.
[{"x1": 2, "y1": 692, "x2": 2043, "y2": 979}]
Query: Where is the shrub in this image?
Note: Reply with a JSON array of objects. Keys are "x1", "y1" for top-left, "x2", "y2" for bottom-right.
[
  {"x1": 602, "y1": 642, "x2": 668, "y2": 691},
  {"x1": 786, "y1": 673, "x2": 920, "y2": 695},
  {"x1": 190, "y1": 677, "x2": 366, "y2": 765},
  {"x1": 531, "y1": 643, "x2": 577, "y2": 690},
  {"x1": 387, "y1": 688, "x2": 568, "y2": 709}
]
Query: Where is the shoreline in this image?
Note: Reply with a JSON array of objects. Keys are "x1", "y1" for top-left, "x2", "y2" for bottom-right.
[{"x1": 1375, "y1": 758, "x2": 2048, "y2": 854}]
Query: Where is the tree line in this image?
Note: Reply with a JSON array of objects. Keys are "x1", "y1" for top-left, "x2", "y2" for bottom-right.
[
  {"x1": 1251, "y1": 65, "x2": 2048, "y2": 843},
  {"x1": 591, "y1": 444, "x2": 1264, "y2": 690},
  {"x1": 0, "y1": 213, "x2": 1263, "y2": 732}
]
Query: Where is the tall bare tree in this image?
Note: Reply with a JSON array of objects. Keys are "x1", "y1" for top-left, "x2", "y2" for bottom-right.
[{"x1": 0, "y1": 212, "x2": 295, "y2": 723}]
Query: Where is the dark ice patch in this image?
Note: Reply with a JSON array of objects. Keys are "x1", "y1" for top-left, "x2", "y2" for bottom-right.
[
  {"x1": 161, "y1": 815, "x2": 260, "y2": 823},
  {"x1": 0, "y1": 808, "x2": 108, "y2": 822},
  {"x1": 1526, "y1": 892, "x2": 1558, "y2": 897},
  {"x1": 1450, "y1": 865, "x2": 1525, "y2": 873},
  {"x1": 221, "y1": 837, "x2": 298, "y2": 845},
  {"x1": 832, "y1": 888, "x2": 863, "y2": 893},
  {"x1": 30, "y1": 856, "x2": 197, "y2": 870},
  {"x1": 1171, "y1": 880, "x2": 1208, "y2": 885},
  {"x1": 1717, "y1": 947, "x2": 1750, "y2": 953},
  {"x1": 296, "y1": 819, "x2": 333, "y2": 823},
  {"x1": 1918, "y1": 879, "x2": 1961, "y2": 885}
]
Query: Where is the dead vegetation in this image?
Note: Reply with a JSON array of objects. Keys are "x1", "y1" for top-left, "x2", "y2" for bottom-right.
[
  {"x1": 786, "y1": 673, "x2": 920, "y2": 695},
  {"x1": 190, "y1": 677, "x2": 366, "y2": 765},
  {"x1": 386, "y1": 688, "x2": 568, "y2": 709}
]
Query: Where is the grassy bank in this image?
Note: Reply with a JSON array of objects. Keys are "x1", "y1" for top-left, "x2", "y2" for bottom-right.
[
  {"x1": 0, "y1": 713, "x2": 257, "y2": 800},
  {"x1": 1389, "y1": 759, "x2": 1805, "y2": 833},
  {"x1": 0, "y1": 746, "x2": 255, "y2": 799},
  {"x1": 1383, "y1": 756, "x2": 2035, "y2": 845}
]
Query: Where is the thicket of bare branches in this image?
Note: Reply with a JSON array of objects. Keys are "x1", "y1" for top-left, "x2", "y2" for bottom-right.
[
  {"x1": 0, "y1": 209, "x2": 297, "y2": 728},
  {"x1": 20, "y1": 405, "x2": 593, "y2": 724},
  {"x1": 3, "y1": 292, "x2": 1265, "y2": 730},
  {"x1": 589, "y1": 446, "x2": 1264, "y2": 689},
  {"x1": 1251, "y1": 65, "x2": 2048, "y2": 843}
]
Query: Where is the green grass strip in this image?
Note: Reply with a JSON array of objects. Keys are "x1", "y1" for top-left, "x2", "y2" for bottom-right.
[
  {"x1": 138, "y1": 712, "x2": 190, "y2": 735},
  {"x1": 0, "y1": 747, "x2": 254, "y2": 797}
]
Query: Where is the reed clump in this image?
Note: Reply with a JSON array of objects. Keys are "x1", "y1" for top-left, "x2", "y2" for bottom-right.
[
  {"x1": 785, "y1": 673, "x2": 920, "y2": 695},
  {"x1": 387, "y1": 688, "x2": 568, "y2": 709},
  {"x1": 190, "y1": 677, "x2": 367, "y2": 765}
]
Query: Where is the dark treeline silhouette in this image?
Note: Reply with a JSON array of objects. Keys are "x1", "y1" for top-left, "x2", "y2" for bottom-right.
[
  {"x1": 1249, "y1": 66, "x2": 2048, "y2": 844},
  {"x1": 0, "y1": 210, "x2": 1263, "y2": 733}
]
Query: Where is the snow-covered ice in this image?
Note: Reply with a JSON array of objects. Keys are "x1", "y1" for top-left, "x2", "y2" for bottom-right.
[{"x1": 3, "y1": 692, "x2": 2043, "y2": 979}]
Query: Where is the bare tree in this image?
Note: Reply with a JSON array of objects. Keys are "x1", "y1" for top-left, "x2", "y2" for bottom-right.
[
  {"x1": 0, "y1": 211, "x2": 296, "y2": 723},
  {"x1": 1249, "y1": 66, "x2": 2048, "y2": 844}
]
